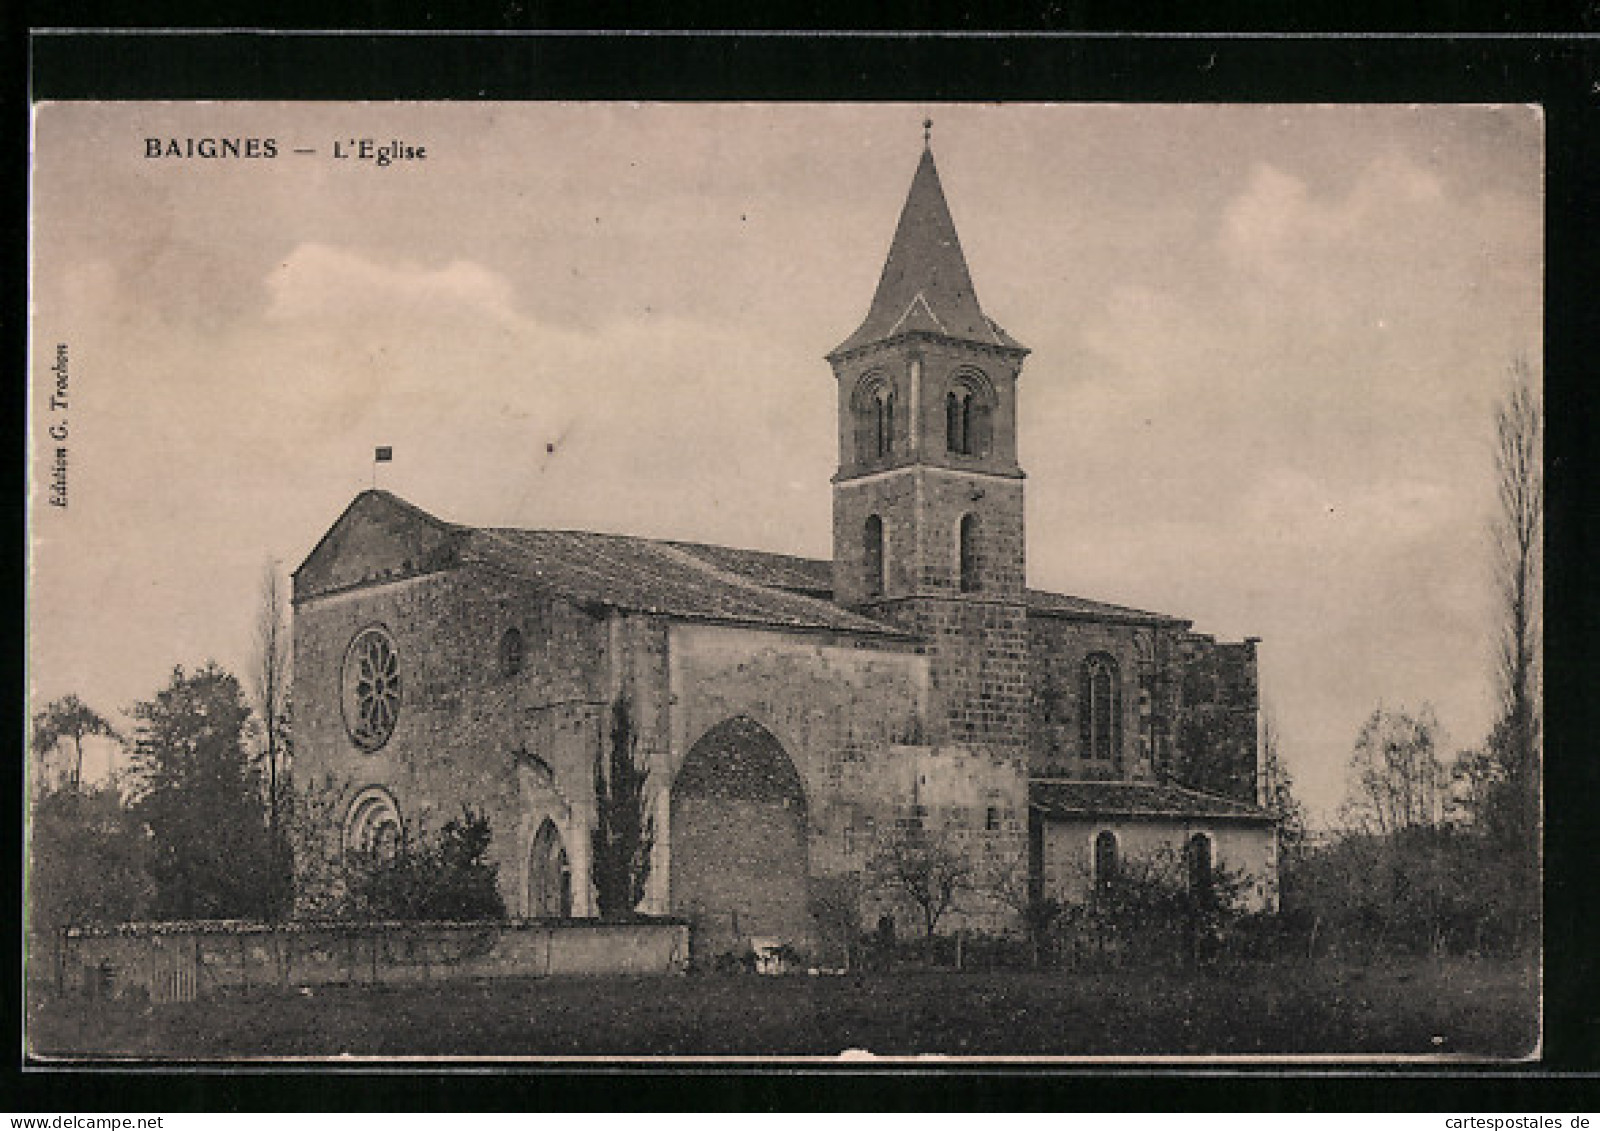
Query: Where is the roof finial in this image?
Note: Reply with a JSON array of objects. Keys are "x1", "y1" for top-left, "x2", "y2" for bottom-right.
[{"x1": 923, "y1": 117, "x2": 933, "y2": 149}]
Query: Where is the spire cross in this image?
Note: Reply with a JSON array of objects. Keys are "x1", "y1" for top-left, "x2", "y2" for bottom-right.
[{"x1": 923, "y1": 118, "x2": 933, "y2": 147}]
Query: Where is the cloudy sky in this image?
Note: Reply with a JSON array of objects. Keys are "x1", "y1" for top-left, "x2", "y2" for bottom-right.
[{"x1": 28, "y1": 102, "x2": 1542, "y2": 821}]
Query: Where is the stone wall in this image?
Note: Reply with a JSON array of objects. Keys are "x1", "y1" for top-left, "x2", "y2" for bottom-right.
[
  {"x1": 664, "y1": 624, "x2": 1027, "y2": 945},
  {"x1": 1038, "y1": 816, "x2": 1278, "y2": 913},
  {"x1": 666, "y1": 622, "x2": 930, "y2": 817},
  {"x1": 664, "y1": 623, "x2": 927, "y2": 931},
  {"x1": 53, "y1": 919, "x2": 689, "y2": 1003},
  {"x1": 292, "y1": 560, "x2": 613, "y2": 918},
  {"x1": 1028, "y1": 616, "x2": 1172, "y2": 780},
  {"x1": 847, "y1": 743, "x2": 1030, "y2": 936},
  {"x1": 670, "y1": 791, "x2": 809, "y2": 962},
  {"x1": 884, "y1": 595, "x2": 1031, "y2": 755},
  {"x1": 1173, "y1": 634, "x2": 1261, "y2": 803},
  {"x1": 832, "y1": 469, "x2": 1026, "y2": 605}
]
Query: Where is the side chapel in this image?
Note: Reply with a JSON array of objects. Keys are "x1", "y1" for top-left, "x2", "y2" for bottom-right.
[{"x1": 291, "y1": 133, "x2": 1277, "y2": 960}]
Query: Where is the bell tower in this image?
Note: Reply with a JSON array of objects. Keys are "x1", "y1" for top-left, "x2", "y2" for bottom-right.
[{"x1": 829, "y1": 128, "x2": 1032, "y2": 756}]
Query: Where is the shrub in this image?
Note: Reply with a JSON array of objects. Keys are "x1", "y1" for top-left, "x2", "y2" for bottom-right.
[
  {"x1": 1280, "y1": 825, "x2": 1534, "y2": 959},
  {"x1": 28, "y1": 784, "x2": 153, "y2": 932},
  {"x1": 1054, "y1": 845, "x2": 1249, "y2": 969},
  {"x1": 344, "y1": 806, "x2": 506, "y2": 922}
]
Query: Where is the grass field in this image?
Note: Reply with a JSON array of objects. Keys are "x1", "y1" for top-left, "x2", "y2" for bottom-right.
[{"x1": 27, "y1": 955, "x2": 1538, "y2": 1061}]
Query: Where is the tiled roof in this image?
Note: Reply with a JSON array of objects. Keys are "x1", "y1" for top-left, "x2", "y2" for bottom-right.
[
  {"x1": 1024, "y1": 588, "x2": 1188, "y2": 626},
  {"x1": 668, "y1": 540, "x2": 1184, "y2": 627},
  {"x1": 832, "y1": 147, "x2": 1025, "y2": 357},
  {"x1": 664, "y1": 542, "x2": 1183, "y2": 627},
  {"x1": 1031, "y1": 779, "x2": 1275, "y2": 823},
  {"x1": 467, "y1": 527, "x2": 907, "y2": 638},
  {"x1": 664, "y1": 541, "x2": 835, "y2": 595},
  {"x1": 334, "y1": 492, "x2": 1184, "y2": 638}
]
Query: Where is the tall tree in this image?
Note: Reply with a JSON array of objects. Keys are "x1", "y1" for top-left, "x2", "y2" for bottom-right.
[
  {"x1": 591, "y1": 697, "x2": 653, "y2": 917},
  {"x1": 1341, "y1": 704, "x2": 1449, "y2": 837},
  {"x1": 1485, "y1": 362, "x2": 1542, "y2": 853},
  {"x1": 252, "y1": 562, "x2": 294, "y2": 919},
  {"x1": 31, "y1": 694, "x2": 120, "y2": 792},
  {"x1": 130, "y1": 663, "x2": 274, "y2": 920},
  {"x1": 1259, "y1": 711, "x2": 1308, "y2": 857}
]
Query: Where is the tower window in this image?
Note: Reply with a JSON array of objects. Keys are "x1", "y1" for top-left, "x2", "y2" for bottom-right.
[
  {"x1": 945, "y1": 373, "x2": 994, "y2": 457},
  {"x1": 854, "y1": 373, "x2": 896, "y2": 464},
  {"x1": 946, "y1": 389, "x2": 969, "y2": 454},
  {"x1": 1080, "y1": 653, "x2": 1122, "y2": 761},
  {"x1": 958, "y1": 513, "x2": 980, "y2": 592},
  {"x1": 879, "y1": 389, "x2": 897, "y2": 458},
  {"x1": 863, "y1": 514, "x2": 885, "y2": 597}
]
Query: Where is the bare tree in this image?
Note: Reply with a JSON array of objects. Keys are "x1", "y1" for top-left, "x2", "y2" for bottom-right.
[
  {"x1": 1488, "y1": 361, "x2": 1542, "y2": 852},
  {"x1": 868, "y1": 824, "x2": 974, "y2": 940},
  {"x1": 979, "y1": 850, "x2": 1059, "y2": 967},
  {"x1": 31, "y1": 694, "x2": 120, "y2": 792},
  {"x1": 252, "y1": 562, "x2": 294, "y2": 918},
  {"x1": 1341, "y1": 704, "x2": 1450, "y2": 837},
  {"x1": 1259, "y1": 710, "x2": 1308, "y2": 857}
]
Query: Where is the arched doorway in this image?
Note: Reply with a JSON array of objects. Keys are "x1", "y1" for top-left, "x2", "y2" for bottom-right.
[
  {"x1": 670, "y1": 716, "x2": 809, "y2": 962},
  {"x1": 527, "y1": 818, "x2": 572, "y2": 918}
]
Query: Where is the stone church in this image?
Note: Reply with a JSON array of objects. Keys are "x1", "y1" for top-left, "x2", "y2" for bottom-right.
[{"x1": 292, "y1": 137, "x2": 1277, "y2": 960}]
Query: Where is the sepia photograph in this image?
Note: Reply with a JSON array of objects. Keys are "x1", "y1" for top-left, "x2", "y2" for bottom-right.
[{"x1": 26, "y1": 99, "x2": 1542, "y2": 1061}]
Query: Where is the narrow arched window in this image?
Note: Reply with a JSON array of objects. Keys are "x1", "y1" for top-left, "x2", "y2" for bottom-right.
[
  {"x1": 946, "y1": 373, "x2": 994, "y2": 457},
  {"x1": 946, "y1": 390, "x2": 968, "y2": 454},
  {"x1": 958, "y1": 513, "x2": 980, "y2": 592},
  {"x1": 499, "y1": 626, "x2": 525, "y2": 677},
  {"x1": 855, "y1": 398, "x2": 876, "y2": 464},
  {"x1": 971, "y1": 398, "x2": 992, "y2": 457},
  {"x1": 1186, "y1": 833, "x2": 1214, "y2": 895},
  {"x1": 854, "y1": 372, "x2": 892, "y2": 465},
  {"x1": 863, "y1": 514, "x2": 885, "y2": 597},
  {"x1": 1093, "y1": 830, "x2": 1119, "y2": 891},
  {"x1": 1080, "y1": 653, "x2": 1121, "y2": 761}
]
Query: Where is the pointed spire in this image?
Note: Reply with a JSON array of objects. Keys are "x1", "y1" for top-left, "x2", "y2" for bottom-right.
[{"x1": 831, "y1": 137, "x2": 1024, "y2": 358}]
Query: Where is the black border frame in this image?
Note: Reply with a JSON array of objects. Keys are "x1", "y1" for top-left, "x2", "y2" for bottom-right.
[{"x1": 12, "y1": 27, "x2": 1600, "y2": 1111}]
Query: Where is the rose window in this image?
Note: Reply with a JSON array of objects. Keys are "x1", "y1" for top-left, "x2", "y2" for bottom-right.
[{"x1": 342, "y1": 627, "x2": 401, "y2": 750}]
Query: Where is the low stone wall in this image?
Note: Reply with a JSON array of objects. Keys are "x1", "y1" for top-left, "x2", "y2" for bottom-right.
[{"x1": 52, "y1": 918, "x2": 689, "y2": 1003}]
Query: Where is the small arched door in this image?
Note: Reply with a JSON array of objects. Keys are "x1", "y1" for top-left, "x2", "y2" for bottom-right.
[
  {"x1": 527, "y1": 818, "x2": 572, "y2": 918},
  {"x1": 671, "y1": 717, "x2": 809, "y2": 961}
]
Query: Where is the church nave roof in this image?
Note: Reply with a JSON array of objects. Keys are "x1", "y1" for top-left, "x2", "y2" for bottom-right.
[
  {"x1": 1031, "y1": 779, "x2": 1275, "y2": 823},
  {"x1": 468, "y1": 524, "x2": 909, "y2": 639}
]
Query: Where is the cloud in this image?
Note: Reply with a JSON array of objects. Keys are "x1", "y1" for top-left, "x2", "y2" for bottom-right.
[
  {"x1": 264, "y1": 243, "x2": 523, "y2": 326},
  {"x1": 1221, "y1": 156, "x2": 1444, "y2": 280}
]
